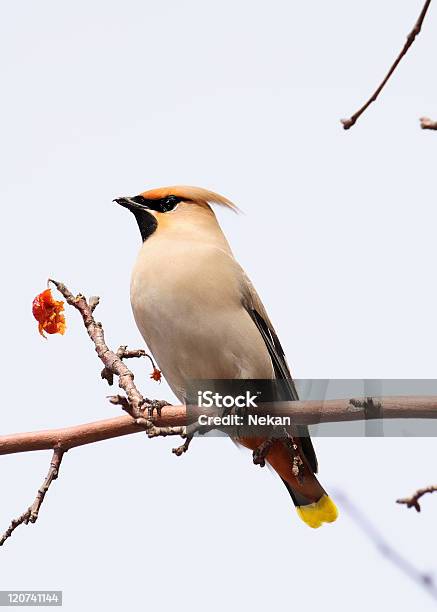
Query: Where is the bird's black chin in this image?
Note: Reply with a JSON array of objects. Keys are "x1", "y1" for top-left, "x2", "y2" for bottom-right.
[
  {"x1": 133, "y1": 209, "x2": 158, "y2": 242},
  {"x1": 114, "y1": 197, "x2": 157, "y2": 241}
]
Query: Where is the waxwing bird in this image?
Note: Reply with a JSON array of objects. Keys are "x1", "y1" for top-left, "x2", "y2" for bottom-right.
[{"x1": 115, "y1": 186, "x2": 338, "y2": 528}]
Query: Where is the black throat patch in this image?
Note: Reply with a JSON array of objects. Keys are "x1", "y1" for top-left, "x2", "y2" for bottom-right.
[{"x1": 133, "y1": 209, "x2": 158, "y2": 242}]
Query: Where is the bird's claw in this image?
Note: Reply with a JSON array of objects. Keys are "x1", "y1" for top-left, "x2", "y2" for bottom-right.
[
  {"x1": 252, "y1": 436, "x2": 275, "y2": 468},
  {"x1": 147, "y1": 399, "x2": 170, "y2": 418}
]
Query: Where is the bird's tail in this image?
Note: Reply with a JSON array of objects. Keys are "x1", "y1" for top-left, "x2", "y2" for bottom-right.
[
  {"x1": 266, "y1": 439, "x2": 338, "y2": 529},
  {"x1": 238, "y1": 435, "x2": 338, "y2": 528},
  {"x1": 280, "y1": 476, "x2": 338, "y2": 529}
]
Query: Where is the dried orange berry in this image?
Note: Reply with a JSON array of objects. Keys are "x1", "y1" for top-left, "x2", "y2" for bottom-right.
[
  {"x1": 32, "y1": 288, "x2": 66, "y2": 338},
  {"x1": 150, "y1": 367, "x2": 162, "y2": 382}
]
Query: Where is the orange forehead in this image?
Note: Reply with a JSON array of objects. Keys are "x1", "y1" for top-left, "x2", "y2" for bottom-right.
[{"x1": 139, "y1": 187, "x2": 175, "y2": 200}]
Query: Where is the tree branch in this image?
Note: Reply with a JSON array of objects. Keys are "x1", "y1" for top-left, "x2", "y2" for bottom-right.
[
  {"x1": 341, "y1": 0, "x2": 432, "y2": 130},
  {"x1": 5, "y1": 279, "x2": 437, "y2": 545},
  {"x1": 0, "y1": 447, "x2": 65, "y2": 546},
  {"x1": 49, "y1": 280, "x2": 158, "y2": 424},
  {"x1": 3, "y1": 393, "x2": 437, "y2": 543},
  {"x1": 397, "y1": 485, "x2": 437, "y2": 512},
  {"x1": 0, "y1": 279, "x2": 185, "y2": 546},
  {"x1": 48, "y1": 280, "x2": 170, "y2": 428},
  {"x1": 101, "y1": 344, "x2": 146, "y2": 386},
  {"x1": 4, "y1": 395, "x2": 437, "y2": 456},
  {"x1": 420, "y1": 117, "x2": 437, "y2": 130},
  {"x1": 335, "y1": 491, "x2": 437, "y2": 601}
]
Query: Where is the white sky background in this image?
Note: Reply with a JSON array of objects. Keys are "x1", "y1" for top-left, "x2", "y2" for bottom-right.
[{"x1": 1, "y1": 0, "x2": 437, "y2": 610}]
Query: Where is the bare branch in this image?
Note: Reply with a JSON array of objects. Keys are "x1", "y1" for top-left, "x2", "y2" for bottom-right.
[
  {"x1": 101, "y1": 345, "x2": 146, "y2": 386},
  {"x1": 341, "y1": 0, "x2": 432, "y2": 130},
  {"x1": 49, "y1": 280, "x2": 172, "y2": 435},
  {"x1": 89, "y1": 296, "x2": 100, "y2": 312},
  {"x1": 107, "y1": 394, "x2": 132, "y2": 412},
  {"x1": 420, "y1": 117, "x2": 437, "y2": 130},
  {"x1": 335, "y1": 491, "x2": 437, "y2": 601},
  {"x1": 0, "y1": 447, "x2": 65, "y2": 546},
  {"x1": 147, "y1": 425, "x2": 186, "y2": 438},
  {"x1": 0, "y1": 279, "x2": 186, "y2": 545},
  {"x1": 6, "y1": 280, "x2": 437, "y2": 545},
  {"x1": 4, "y1": 395, "x2": 437, "y2": 457},
  {"x1": 397, "y1": 485, "x2": 437, "y2": 512},
  {"x1": 0, "y1": 408, "x2": 189, "y2": 456},
  {"x1": 4, "y1": 388, "x2": 437, "y2": 543},
  {"x1": 49, "y1": 279, "x2": 155, "y2": 424}
]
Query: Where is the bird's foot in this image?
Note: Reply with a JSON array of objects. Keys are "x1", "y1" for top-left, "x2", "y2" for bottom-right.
[
  {"x1": 252, "y1": 436, "x2": 275, "y2": 467},
  {"x1": 280, "y1": 431, "x2": 305, "y2": 483},
  {"x1": 146, "y1": 399, "x2": 171, "y2": 418}
]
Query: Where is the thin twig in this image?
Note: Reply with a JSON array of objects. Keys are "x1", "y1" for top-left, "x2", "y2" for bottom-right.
[
  {"x1": 49, "y1": 280, "x2": 173, "y2": 444},
  {"x1": 0, "y1": 447, "x2": 65, "y2": 546},
  {"x1": 0, "y1": 280, "x2": 186, "y2": 546},
  {"x1": 49, "y1": 280, "x2": 174, "y2": 437},
  {"x1": 334, "y1": 490, "x2": 437, "y2": 601},
  {"x1": 89, "y1": 296, "x2": 100, "y2": 312},
  {"x1": 341, "y1": 0, "x2": 432, "y2": 130},
  {"x1": 101, "y1": 345, "x2": 146, "y2": 386},
  {"x1": 7, "y1": 281, "x2": 437, "y2": 547},
  {"x1": 49, "y1": 279, "x2": 152, "y2": 423},
  {"x1": 420, "y1": 117, "x2": 437, "y2": 130},
  {"x1": 147, "y1": 426, "x2": 186, "y2": 438},
  {"x1": 397, "y1": 485, "x2": 437, "y2": 512}
]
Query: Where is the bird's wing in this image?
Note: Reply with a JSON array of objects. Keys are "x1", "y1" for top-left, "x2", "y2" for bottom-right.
[{"x1": 241, "y1": 273, "x2": 318, "y2": 473}]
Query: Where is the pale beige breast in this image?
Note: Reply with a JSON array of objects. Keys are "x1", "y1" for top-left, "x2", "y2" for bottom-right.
[{"x1": 130, "y1": 237, "x2": 273, "y2": 401}]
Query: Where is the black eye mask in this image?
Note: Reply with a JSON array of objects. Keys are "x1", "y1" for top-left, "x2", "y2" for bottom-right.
[{"x1": 130, "y1": 195, "x2": 182, "y2": 213}]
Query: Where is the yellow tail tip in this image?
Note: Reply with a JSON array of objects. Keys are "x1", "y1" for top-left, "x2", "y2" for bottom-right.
[{"x1": 296, "y1": 495, "x2": 339, "y2": 529}]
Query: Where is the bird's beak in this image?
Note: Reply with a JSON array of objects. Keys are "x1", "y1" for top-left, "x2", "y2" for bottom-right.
[{"x1": 113, "y1": 196, "x2": 150, "y2": 212}]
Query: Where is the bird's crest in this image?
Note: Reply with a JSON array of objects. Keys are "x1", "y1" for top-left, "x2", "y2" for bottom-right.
[{"x1": 139, "y1": 186, "x2": 239, "y2": 213}]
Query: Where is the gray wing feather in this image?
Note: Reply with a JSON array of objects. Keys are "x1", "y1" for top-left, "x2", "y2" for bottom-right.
[{"x1": 241, "y1": 275, "x2": 318, "y2": 473}]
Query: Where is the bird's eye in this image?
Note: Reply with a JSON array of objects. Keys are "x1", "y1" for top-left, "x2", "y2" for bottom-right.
[{"x1": 161, "y1": 195, "x2": 179, "y2": 212}]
